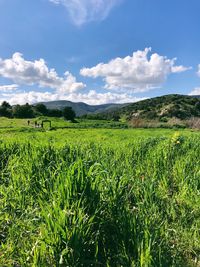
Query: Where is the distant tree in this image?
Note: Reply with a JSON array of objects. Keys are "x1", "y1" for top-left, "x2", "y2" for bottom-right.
[
  {"x1": 195, "y1": 101, "x2": 200, "y2": 111},
  {"x1": 63, "y1": 107, "x2": 76, "y2": 122},
  {"x1": 168, "y1": 106, "x2": 187, "y2": 119},
  {"x1": 1, "y1": 101, "x2": 11, "y2": 109},
  {"x1": 112, "y1": 114, "x2": 120, "y2": 121},
  {"x1": 34, "y1": 103, "x2": 48, "y2": 115},
  {"x1": 146, "y1": 110, "x2": 157, "y2": 120},
  {"x1": 47, "y1": 109, "x2": 62, "y2": 117},
  {"x1": 0, "y1": 107, "x2": 12, "y2": 117},
  {"x1": 13, "y1": 103, "x2": 35, "y2": 118},
  {"x1": 0, "y1": 101, "x2": 12, "y2": 118}
]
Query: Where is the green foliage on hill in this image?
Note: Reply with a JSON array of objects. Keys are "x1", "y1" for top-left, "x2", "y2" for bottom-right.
[
  {"x1": 125, "y1": 94, "x2": 200, "y2": 120},
  {"x1": 86, "y1": 94, "x2": 200, "y2": 121}
]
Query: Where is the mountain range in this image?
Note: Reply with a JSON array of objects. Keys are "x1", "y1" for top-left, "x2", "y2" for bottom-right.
[{"x1": 38, "y1": 100, "x2": 127, "y2": 116}]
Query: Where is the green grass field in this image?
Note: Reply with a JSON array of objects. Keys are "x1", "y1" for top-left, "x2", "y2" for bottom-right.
[{"x1": 0, "y1": 118, "x2": 200, "y2": 266}]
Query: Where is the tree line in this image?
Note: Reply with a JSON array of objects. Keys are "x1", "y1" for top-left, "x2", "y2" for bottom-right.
[{"x1": 0, "y1": 101, "x2": 76, "y2": 121}]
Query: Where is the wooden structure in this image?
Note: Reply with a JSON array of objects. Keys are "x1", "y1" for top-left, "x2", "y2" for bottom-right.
[{"x1": 41, "y1": 119, "x2": 52, "y2": 129}]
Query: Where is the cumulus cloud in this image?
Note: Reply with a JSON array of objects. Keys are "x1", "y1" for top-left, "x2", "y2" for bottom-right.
[
  {"x1": 171, "y1": 65, "x2": 192, "y2": 73},
  {"x1": 0, "y1": 84, "x2": 18, "y2": 92},
  {"x1": 1, "y1": 91, "x2": 60, "y2": 105},
  {"x1": 189, "y1": 87, "x2": 200, "y2": 96},
  {"x1": 197, "y1": 64, "x2": 200, "y2": 77},
  {"x1": 0, "y1": 52, "x2": 85, "y2": 93},
  {"x1": 66, "y1": 90, "x2": 145, "y2": 105},
  {"x1": 189, "y1": 65, "x2": 200, "y2": 95},
  {"x1": 81, "y1": 48, "x2": 191, "y2": 92},
  {"x1": 49, "y1": 0, "x2": 121, "y2": 26},
  {"x1": 0, "y1": 52, "x2": 144, "y2": 106},
  {"x1": 2, "y1": 90, "x2": 144, "y2": 105}
]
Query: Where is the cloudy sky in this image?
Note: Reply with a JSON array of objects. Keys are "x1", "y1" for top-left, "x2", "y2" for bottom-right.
[{"x1": 0, "y1": 0, "x2": 200, "y2": 105}]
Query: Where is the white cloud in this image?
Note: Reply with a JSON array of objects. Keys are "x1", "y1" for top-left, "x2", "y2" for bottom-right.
[
  {"x1": 0, "y1": 84, "x2": 18, "y2": 92},
  {"x1": 49, "y1": 0, "x2": 121, "y2": 26},
  {"x1": 189, "y1": 65, "x2": 200, "y2": 95},
  {"x1": 171, "y1": 65, "x2": 192, "y2": 73},
  {"x1": 1, "y1": 91, "x2": 60, "y2": 105},
  {"x1": 2, "y1": 90, "x2": 144, "y2": 105},
  {"x1": 66, "y1": 90, "x2": 145, "y2": 105},
  {"x1": 0, "y1": 52, "x2": 85, "y2": 93},
  {"x1": 197, "y1": 64, "x2": 200, "y2": 77},
  {"x1": 189, "y1": 87, "x2": 200, "y2": 96},
  {"x1": 0, "y1": 52, "x2": 145, "y2": 106},
  {"x1": 81, "y1": 48, "x2": 191, "y2": 92}
]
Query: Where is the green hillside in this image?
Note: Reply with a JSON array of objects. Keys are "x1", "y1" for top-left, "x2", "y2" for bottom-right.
[{"x1": 91, "y1": 94, "x2": 200, "y2": 121}]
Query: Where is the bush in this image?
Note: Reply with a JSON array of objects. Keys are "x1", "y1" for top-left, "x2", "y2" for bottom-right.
[
  {"x1": 34, "y1": 103, "x2": 48, "y2": 115},
  {"x1": 13, "y1": 103, "x2": 35, "y2": 118},
  {"x1": 159, "y1": 117, "x2": 168, "y2": 122},
  {"x1": 47, "y1": 109, "x2": 62, "y2": 117},
  {"x1": 63, "y1": 107, "x2": 76, "y2": 122}
]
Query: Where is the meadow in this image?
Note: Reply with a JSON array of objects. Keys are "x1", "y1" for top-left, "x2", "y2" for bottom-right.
[{"x1": 0, "y1": 118, "x2": 200, "y2": 266}]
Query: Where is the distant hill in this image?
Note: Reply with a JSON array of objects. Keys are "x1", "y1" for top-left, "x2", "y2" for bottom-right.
[
  {"x1": 91, "y1": 94, "x2": 200, "y2": 121},
  {"x1": 37, "y1": 100, "x2": 127, "y2": 116},
  {"x1": 191, "y1": 95, "x2": 200, "y2": 98},
  {"x1": 37, "y1": 94, "x2": 200, "y2": 120}
]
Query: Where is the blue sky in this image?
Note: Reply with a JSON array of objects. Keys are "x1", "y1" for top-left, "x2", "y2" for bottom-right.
[{"x1": 0, "y1": 0, "x2": 200, "y2": 105}]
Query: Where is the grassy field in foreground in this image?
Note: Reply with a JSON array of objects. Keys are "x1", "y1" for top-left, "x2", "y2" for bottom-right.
[{"x1": 0, "y1": 119, "x2": 200, "y2": 266}]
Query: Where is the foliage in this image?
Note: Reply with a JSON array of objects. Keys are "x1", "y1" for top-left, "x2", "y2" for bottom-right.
[
  {"x1": 62, "y1": 106, "x2": 76, "y2": 121},
  {"x1": 0, "y1": 107, "x2": 12, "y2": 118},
  {"x1": 1, "y1": 101, "x2": 11, "y2": 109},
  {"x1": 0, "y1": 125, "x2": 199, "y2": 266},
  {"x1": 0, "y1": 101, "x2": 75, "y2": 119},
  {"x1": 47, "y1": 108, "x2": 62, "y2": 117},
  {"x1": 0, "y1": 101, "x2": 12, "y2": 118},
  {"x1": 91, "y1": 94, "x2": 200, "y2": 121},
  {"x1": 12, "y1": 103, "x2": 35, "y2": 118},
  {"x1": 34, "y1": 103, "x2": 48, "y2": 115}
]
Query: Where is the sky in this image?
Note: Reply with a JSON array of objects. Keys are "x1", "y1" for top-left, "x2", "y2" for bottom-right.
[{"x1": 0, "y1": 0, "x2": 200, "y2": 105}]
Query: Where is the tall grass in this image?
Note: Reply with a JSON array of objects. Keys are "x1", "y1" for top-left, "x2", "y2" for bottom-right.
[{"x1": 0, "y1": 135, "x2": 200, "y2": 266}]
